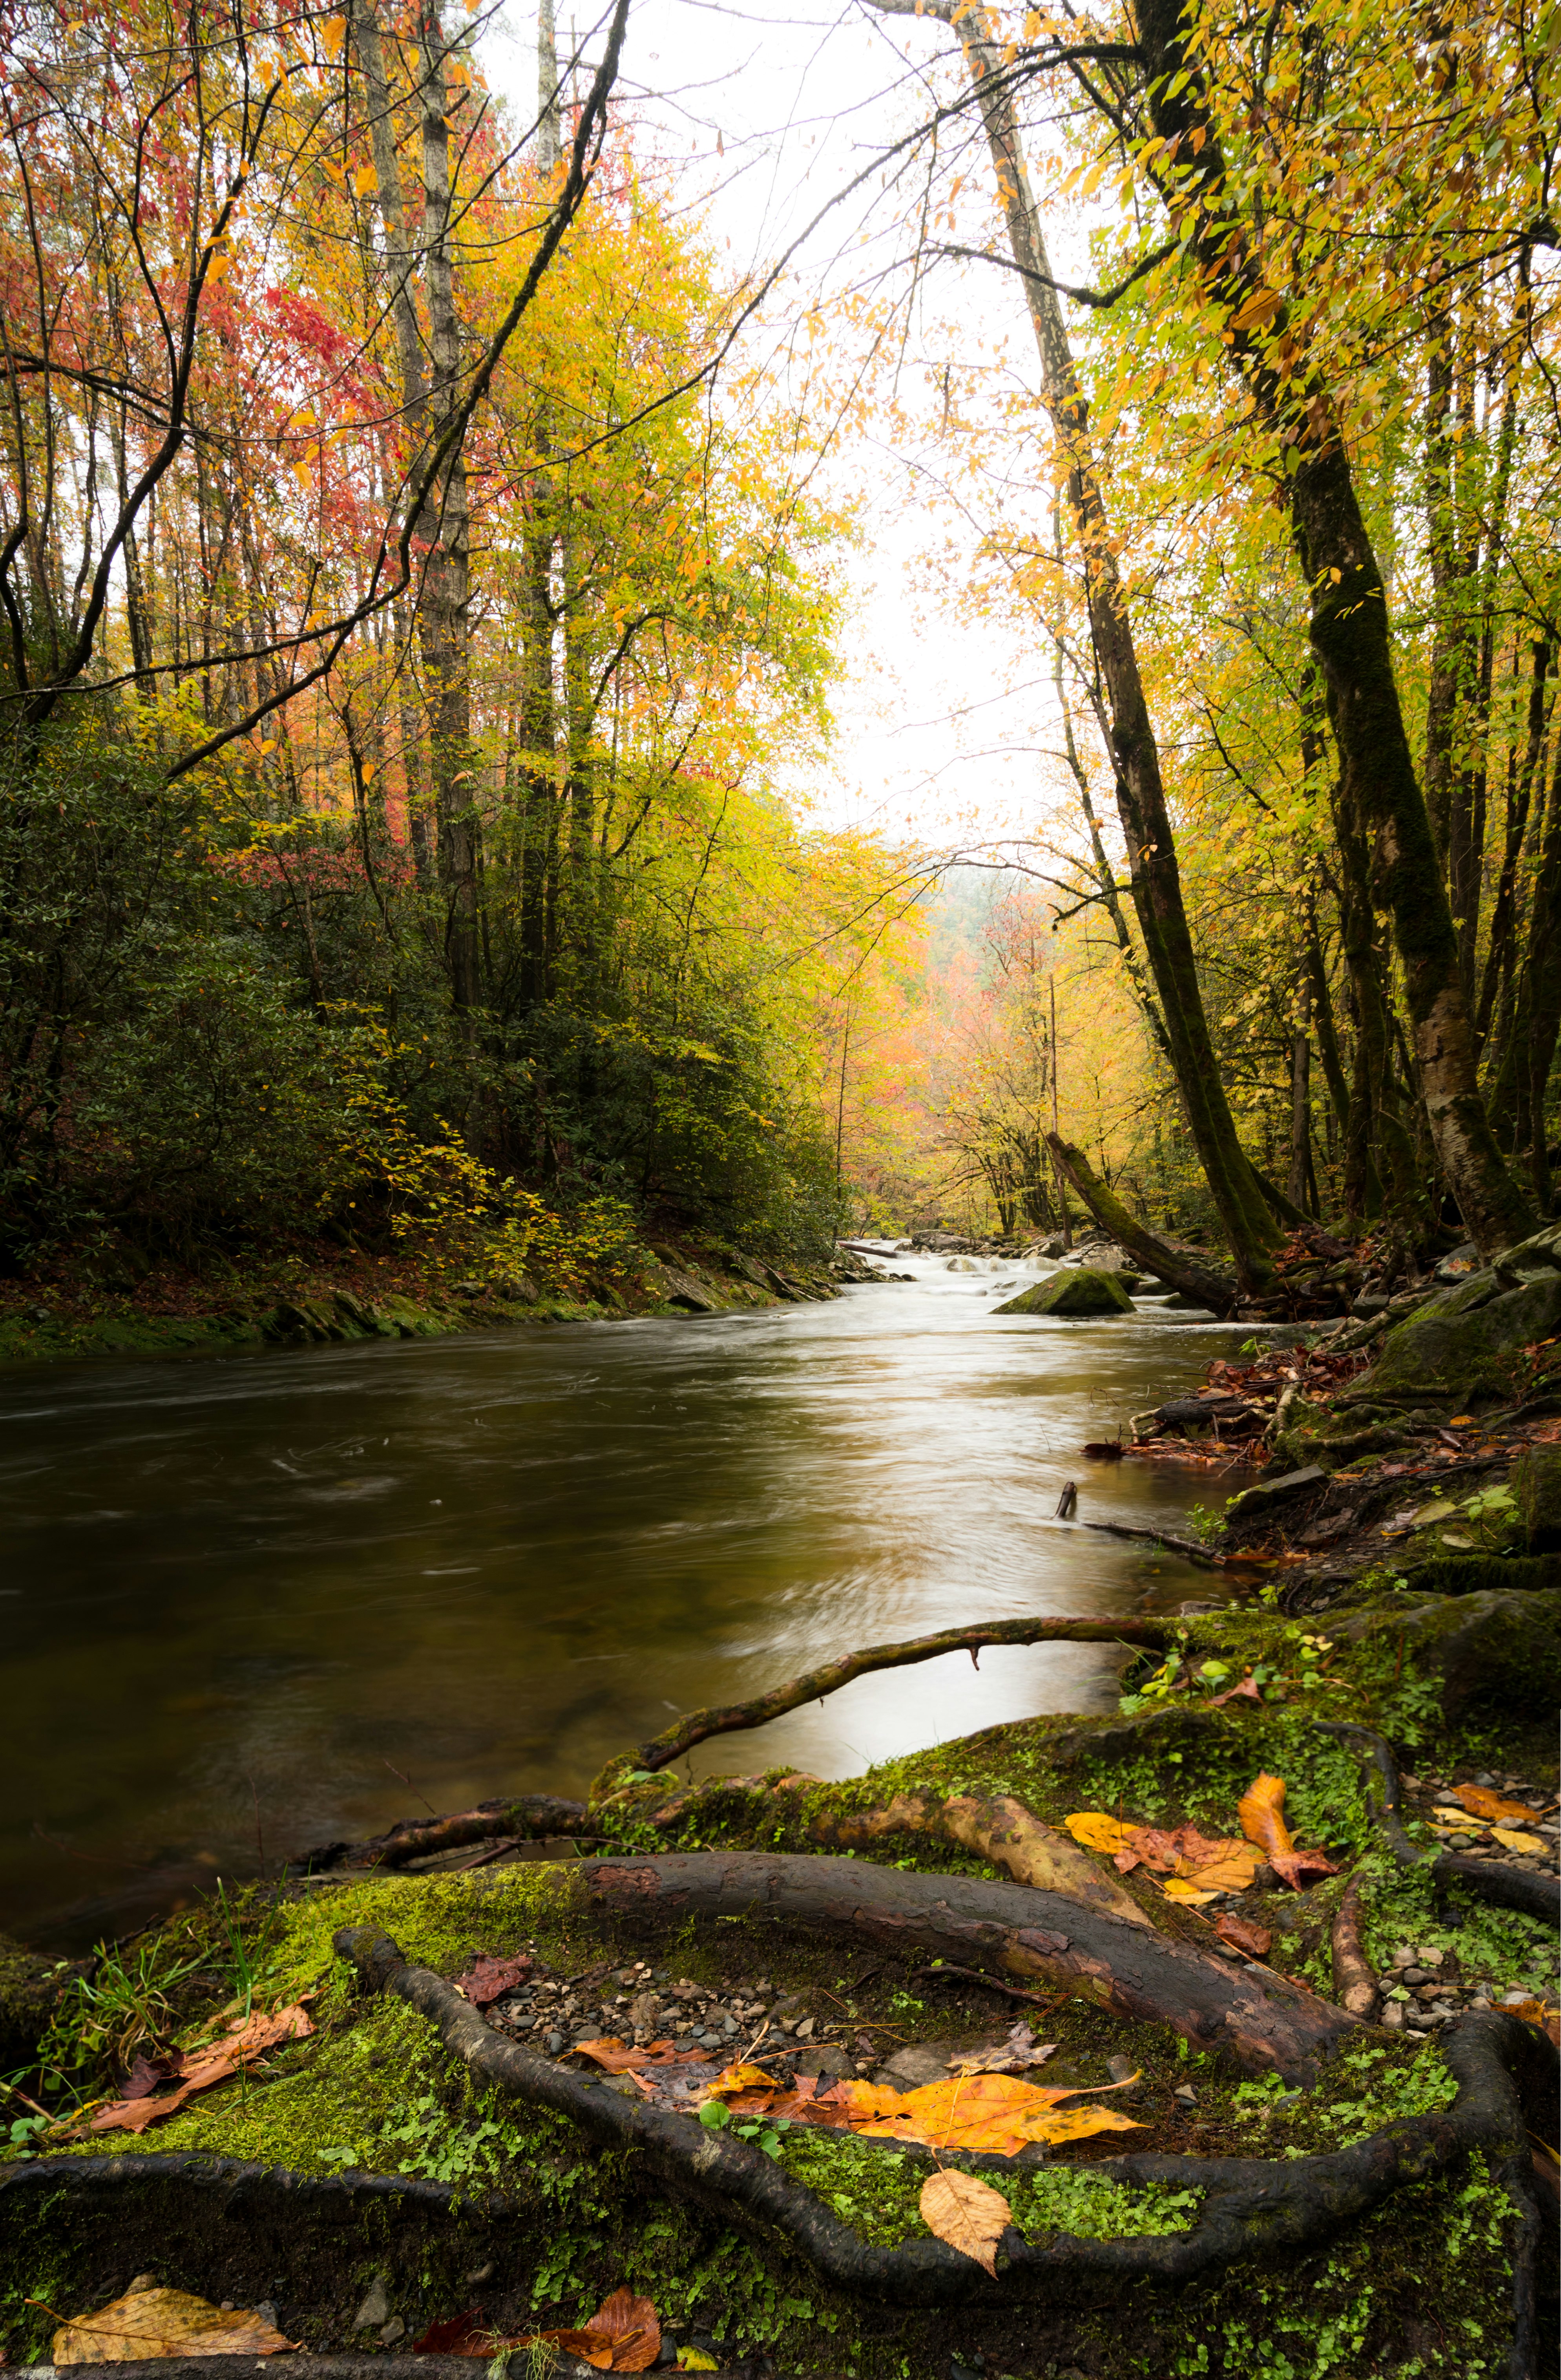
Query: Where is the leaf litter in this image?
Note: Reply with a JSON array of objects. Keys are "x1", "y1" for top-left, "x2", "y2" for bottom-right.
[
  {"x1": 49, "y1": 2285, "x2": 296, "y2": 2363},
  {"x1": 1066, "y1": 1769, "x2": 1336, "y2": 1903}
]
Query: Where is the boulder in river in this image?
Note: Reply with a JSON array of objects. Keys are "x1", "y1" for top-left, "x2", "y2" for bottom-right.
[{"x1": 995, "y1": 1267, "x2": 1135, "y2": 1316}]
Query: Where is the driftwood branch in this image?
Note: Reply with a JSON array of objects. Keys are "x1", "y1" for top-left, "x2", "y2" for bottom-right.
[
  {"x1": 290, "y1": 1795, "x2": 592, "y2": 1877},
  {"x1": 1044, "y1": 1135, "x2": 1240, "y2": 1314},
  {"x1": 591, "y1": 1618, "x2": 1175, "y2": 1799}
]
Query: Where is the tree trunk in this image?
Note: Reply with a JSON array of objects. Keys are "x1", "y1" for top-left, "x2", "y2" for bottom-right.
[
  {"x1": 416, "y1": 0, "x2": 479, "y2": 1012},
  {"x1": 1287, "y1": 971, "x2": 1312, "y2": 1213},
  {"x1": 869, "y1": 0, "x2": 1281, "y2": 1292},
  {"x1": 570, "y1": 1852, "x2": 1358, "y2": 2078},
  {"x1": 1044, "y1": 1133, "x2": 1239, "y2": 1312},
  {"x1": 1134, "y1": 2, "x2": 1537, "y2": 1259}
]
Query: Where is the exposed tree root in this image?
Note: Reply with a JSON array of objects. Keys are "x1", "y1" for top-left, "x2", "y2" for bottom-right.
[
  {"x1": 288, "y1": 1795, "x2": 593, "y2": 1877},
  {"x1": 568, "y1": 1850, "x2": 1357, "y2": 2078},
  {"x1": 802, "y1": 1790, "x2": 1154, "y2": 1928},
  {"x1": 1317, "y1": 1722, "x2": 1561, "y2": 1923},
  {"x1": 1330, "y1": 1870, "x2": 1378, "y2": 2019},
  {"x1": 590, "y1": 1618, "x2": 1176, "y2": 1799},
  {"x1": 330, "y1": 1921, "x2": 1551, "y2": 2365}
]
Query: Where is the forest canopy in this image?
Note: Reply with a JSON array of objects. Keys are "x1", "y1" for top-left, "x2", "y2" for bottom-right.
[{"x1": 0, "y1": 0, "x2": 1556, "y2": 1290}]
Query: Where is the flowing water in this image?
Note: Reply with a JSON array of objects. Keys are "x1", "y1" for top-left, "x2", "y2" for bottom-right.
[{"x1": 2, "y1": 1256, "x2": 1252, "y2": 1947}]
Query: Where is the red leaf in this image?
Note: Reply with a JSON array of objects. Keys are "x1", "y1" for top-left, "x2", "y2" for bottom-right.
[{"x1": 453, "y1": 1953, "x2": 534, "y2": 2009}]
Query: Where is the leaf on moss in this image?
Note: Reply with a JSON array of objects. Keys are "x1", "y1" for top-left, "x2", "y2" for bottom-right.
[
  {"x1": 1237, "y1": 1771, "x2": 1296, "y2": 1861},
  {"x1": 52, "y1": 2287, "x2": 296, "y2": 2363},
  {"x1": 919, "y1": 2170, "x2": 1012, "y2": 2275},
  {"x1": 82, "y1": 2003, "x2": 315, "y2": 2137},
  {"x1": 826, "y1": 2070, "x2": 1143, "y2": 2156}
]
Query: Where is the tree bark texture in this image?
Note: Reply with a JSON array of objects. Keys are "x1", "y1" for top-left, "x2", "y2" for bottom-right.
[{"x1": 1134, "y1": 0, "x2": 1537, "y2": 1259}]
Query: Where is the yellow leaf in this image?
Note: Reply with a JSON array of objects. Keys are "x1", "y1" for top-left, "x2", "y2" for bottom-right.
[
  {"x1": 320, "y1": 13, "x2": 345, "y2": 60},
  {"x1": 53, "y1": 2289, "x2": 295, "y2": 2364},
  {"x1": 1019, "y1": 2104, "x2": 1145, "y2": 2146},
  {"x1": 1228, "y1": 285, "x2": 1280, "y2": 331},
  {"x1": 677, "y1": 2355, "x2": 719, "y2": 2373},
  {"x1": 1161, "y1": 1878, "x2": 1221, "y2": 1905},
  {"x1": 1491, "y1": 1828, "x2": 1547, "y2": 1853},
  {"x1": 919, "y1": 2169, "x2": 1011, "y2": 2277},
  {"x1": 1450, "y1": 1782, "x2": 1543, "y2": 1825},
  {"x1": 705, "y1": 2062, "x2": 780, "y2": 2099},
  {"x1": 361, "y1": 762, "x2": 376, "y2": 785},
  {"x1": 354, "y1": 163, "x2": 379, "y2": 196},
  {"x1": 1064, "y1": 1811, "x2": 1136, "y2": 1857}
]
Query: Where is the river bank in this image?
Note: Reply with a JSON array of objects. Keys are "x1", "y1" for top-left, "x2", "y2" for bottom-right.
[
  {"x1": 2, "y1": 1236, "x2": 1556, "y2": 2380},
  {"x1": 0, "y1": 1234, "x2": 870, "y2": 1371}
]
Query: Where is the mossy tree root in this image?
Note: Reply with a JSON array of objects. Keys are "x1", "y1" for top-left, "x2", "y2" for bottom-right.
[
  {"x1": 589, "y1": 1618, "x2": 1176, "y2": 1802},
  {"x1": 332, "y1": 1923, "x2": 1551, "y2": 2365},
  {"x1": 571, "y1": 1851, "x2": 1356, "y2": 2079},
  {"x1": 1316, "y1": 1721, "x2": 1561, "y2": 1923},
  {"x1": 288, "y1": 1795, "x2": 594, "y2": 1877}
]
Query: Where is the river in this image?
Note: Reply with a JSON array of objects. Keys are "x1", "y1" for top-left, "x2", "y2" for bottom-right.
[{"x1": 2, "y1": 1256, "x2": 1250, "y2": 1947}]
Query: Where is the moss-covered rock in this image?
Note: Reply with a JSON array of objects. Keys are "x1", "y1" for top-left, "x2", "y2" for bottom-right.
[
  {"x1": 995, "y1": 1268, "x2": 1135, "y2": 1317},
  {"x1": 1511, "y1": 1445, "x2": 1561, "y2": 1554},
  {"x1": 1340, "y1": 1271, "x2": 1561, "y2": 1406},
  {"x1": 0, "y1": 1933, "x2": 68, "y2": 2075},
  {"x1": 1332, "y1": 1587, "x2": 1561, "y2": 1715}
]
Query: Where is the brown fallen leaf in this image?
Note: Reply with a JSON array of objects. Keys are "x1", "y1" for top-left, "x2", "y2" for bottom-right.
[
  {"x1": 1207, "y1": 1674, "x2": 1263, "y2": 1708},
  {"x1": 919, "y1": 2170, "x2": 1012, "y2": 2276},
  {"x1": 452, "y1": 1953, "x2": 533, "y2": 2009},
  {"x1": 1448, "y1": 1783, "x2": 1540, "y2": 1826},
  {"x1": 119, "y1": 2052, "x2": 184, "y2": 2101},
  {"x1": 1212, "y1": 1912, "x2": 1273, "y2": 1958},
  {"x1": 566, "y1": 2037, "x2": 707, "y2": 2074},
  {"x1": 948, "y1": 2020, "x2": 1054, "y2": 2077},
  {"x1": 85, "y1": 2004, "x2": 315, "y2": 2136},
  {"x1": 542, "y1": 2287, "x2": 660, "y2": 2374},
  {"x1": 1237, "y1": 1772, "x2": 1296, "y2": 1863},
  {"x1": 51, "y1": 2287, "x2": 296, "y2": 2363},
  {"x1": 1269, "y1": 1845, "x2": 1340, "y2": 1891}
]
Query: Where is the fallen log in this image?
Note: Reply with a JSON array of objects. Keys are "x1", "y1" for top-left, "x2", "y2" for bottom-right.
[
  {"x1": 327, "y1": 1921, "x2": 1550, "y2": 2362},
  {"x1": 1043, "y1": 1135, "x2": 1240, "y2": 1315},
  {"x1": 571, "y1": 1850, "x2": 1357, "y2": 2078},
  {"x1": 288, "y1": 1794, "x2": 593, "y2": 1877},
  {"x1": 589, "y1": 1616, "x2": 1176, "y2": 1801}
]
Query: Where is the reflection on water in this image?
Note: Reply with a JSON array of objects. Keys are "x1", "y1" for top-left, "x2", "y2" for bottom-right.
[{"x1": 2, "y1": 1258, "x2": 1248, "y2": 1944}]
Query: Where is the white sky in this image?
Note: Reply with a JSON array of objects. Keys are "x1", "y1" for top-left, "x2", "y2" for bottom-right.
[{"x1": 477, "y1": 0, "x2": 1097, "y2": 853}]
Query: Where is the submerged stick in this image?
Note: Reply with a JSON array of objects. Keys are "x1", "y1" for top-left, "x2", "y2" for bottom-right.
[{"x1": 591, "y1": 1616, "x2": 1174, "y2": 1799}]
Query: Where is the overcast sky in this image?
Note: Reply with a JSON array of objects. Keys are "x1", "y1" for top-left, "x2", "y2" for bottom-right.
[{"x1": 477, "y1": 0, "x2": 1094, "y2": 855}]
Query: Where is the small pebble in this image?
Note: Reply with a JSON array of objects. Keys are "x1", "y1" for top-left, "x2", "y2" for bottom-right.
[{"x1": 546, "y1": 2031, "x2": 564, "y2": 2055}]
